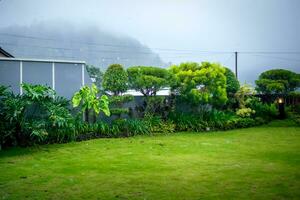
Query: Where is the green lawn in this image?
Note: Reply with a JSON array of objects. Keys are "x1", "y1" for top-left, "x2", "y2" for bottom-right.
[{"x1": 0, "y1": 121, "x2": 300, "y2": 200}]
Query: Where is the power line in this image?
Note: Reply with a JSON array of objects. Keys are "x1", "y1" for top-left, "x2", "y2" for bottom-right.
[
  {"x1": 2, "y1": 32, "x2": 300, "y2": 55},
  {"x1": 0, "y1": 42, "x2": 235, "y2": 57},
  {"x1": 0, "y1": 32, "x2": 233, "y2": 54},
  {"x1": 249, "y1": 54, "x2": 300, "y2": 63},
  {"x1": 239, "y1": 51, "x2": 300, "y2": 54}
]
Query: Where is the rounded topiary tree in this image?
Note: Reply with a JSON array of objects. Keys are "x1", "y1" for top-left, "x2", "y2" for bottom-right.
[
  {"x1": 102, "y1": 64, "x2": 132, "y2": 118},
  {"x1": 127, "y1": 66, "x2": 170, "y2": 97},
  {"x1": 102, "y1": 64, "x2": 128, "y2": 95},
  {"x1": 255, "y1": 69, "x2": 300, "y2": 94},
  {"x1": 127, "y1": 66, "x2": 172, "y2": 116}
]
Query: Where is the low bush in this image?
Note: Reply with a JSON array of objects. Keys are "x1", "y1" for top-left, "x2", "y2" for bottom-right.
[
  {"x1": 236, "y1": 108, "x2": 255, "y2": 118},
  {"x1": 112, "y1": 119, "x2": 150, "y2": 137},
  {"x1": 144, "y1": 115, "x2": 175, "y2": 134},
  {"x1": 169, "y1": 109, "x2": 267, "y2": 132}
]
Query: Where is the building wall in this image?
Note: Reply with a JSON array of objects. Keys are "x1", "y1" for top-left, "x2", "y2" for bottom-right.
[{"x1": 0, "y1": 59, "x2": 92, "y2": 99}]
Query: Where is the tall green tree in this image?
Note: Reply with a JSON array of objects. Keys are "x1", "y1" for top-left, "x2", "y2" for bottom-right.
[
  {"x1": 169, "y1": 62, "x2": 227, "y2": 106},
  {"x1": 102, "y1": 64, "x2": 132, "y2": 118},
  {"x1": 255, "y1": 69, "x2": 300, "y2": 94},
  {"x1": 102, "y1": 64, "x2": 128, "y2": 95},
  {"x1": 224, "y1": 68, "x2": 240, "y2": 109},
  {"x1": 224, "y1": 68, "x2": 240, "y2": 95}
]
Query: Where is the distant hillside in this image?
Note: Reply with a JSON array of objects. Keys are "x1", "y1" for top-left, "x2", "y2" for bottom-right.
[{"x1": 0, "y1": 22, "x2": 165, "y2": 70}]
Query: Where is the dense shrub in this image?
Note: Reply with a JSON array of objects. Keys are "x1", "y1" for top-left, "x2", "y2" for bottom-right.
[
  {"x1": 0, "y1": 84, "x2": 77, "y2": 149},
  {"x1": 169, "y1": 109, "x2": 266, "y2": 132},
  {"x1": 169, "y1": 62, "x2": 227, "y2": 107},
  {"x1": 144, "y1": 115, "x2": 175, "y2": 134},
  {"x1": 236, "y1": 108, "x2": 255, "y2": 118},
  {"x1": 109, "y1": 95, "x2": 133, "y2": 118},
  {"x1": 112, "y1": 119, "x2": 150, "y2": 137},
  {"x1": 224, "y1": 68, "x2": 240, "y2": 109},
  {"x1": 247, "y1": 97, "x2": 278, "y2": 120},
  {"x1": 291, "y1": 114, "x2": 300, "y2": 126},
  {"x1": 225, "y1": 68, "x2": 240, "y2": 95}
]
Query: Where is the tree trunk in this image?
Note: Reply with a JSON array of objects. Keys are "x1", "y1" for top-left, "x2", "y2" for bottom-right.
[{"x1": 85, "y1": 109, "x2": 89, "y2": 123}]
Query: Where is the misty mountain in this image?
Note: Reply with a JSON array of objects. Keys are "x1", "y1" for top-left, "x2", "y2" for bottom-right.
[{"x1": 0, "y1": 22, "x2": 165, "y2": 70}]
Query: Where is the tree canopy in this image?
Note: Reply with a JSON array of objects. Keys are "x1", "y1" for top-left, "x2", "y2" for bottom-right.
[
  {"x1": 102, "y1": 64, "x2": 128, "y2": 95},
  {"x1": 169, "y1": 62, "x2": 227, "y2": 106},
  {"x1": 255, "y1": 69, "x2": 300, "y2": 94},
  {"x1": 224, "y1": 68, "x2": 240, "y2": 95},
  {"x1": 127, "y1": 66, "x2": 171, "y2": 96}
]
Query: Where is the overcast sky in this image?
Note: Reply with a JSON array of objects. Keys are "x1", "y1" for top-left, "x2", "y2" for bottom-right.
[{"x1": 1, "y1": 0, "x2": 300, "y2": 83}]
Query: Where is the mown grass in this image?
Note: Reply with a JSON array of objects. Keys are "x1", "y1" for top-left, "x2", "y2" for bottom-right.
[{"x1": 0, "y1": 120, "x2": 299, "y2": 199}]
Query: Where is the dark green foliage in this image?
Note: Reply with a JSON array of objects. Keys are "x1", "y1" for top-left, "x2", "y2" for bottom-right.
[
  {"x1": 127, "y1": 66, "x2": 171, "y2": 116},
  {"x1": 224, "y1": 68, "x2": 240, "y2": 95},
  {"x1": 103, "y1": 64, "x2": 132, "y2": 119},
  {"x1": 143, "y1": 115, "x2": 175, "y2": 134},
  {"x1": 22, "y1": 83, "x2": 55, "y2": 101},
  {"x1": 109, "y1": 95, "x2": 133, "y2": 104},
  {"x1": 0, "y1": 84, "x2": 76, "y2": 148},
  {"x1": 291, "y1": 114, "x2": 300, "y2": 126},
  {"x1": 247, "y1": 97, "x2": 278, "y2": 120},
  {"x1": 112, "y1": 119, "x2": 150, "y2": 137},
  {"x1": 74, "y1": 116, "x2": 176, "y2": 140},
  {"x1": 255, "y1": 69, "x2": 300, "y2": 94},
  {"x1": 75, "y1": 121, "x2": 111, "y2": 141},
  {"x1": 135, "y1": 96, "x2": 173, "y2": 118},
  {"x1": 110, "y1": 108, "x2": 130, "y2": 115},
  {"x1": 169, "y1": 109, "x2": 266, "y2": 132},
  {"x1": 144, "y1": 96, "x2": 165, "y2": 115},
  {"x1": 224, "y1": 68, "x2": 240, "y2": 109},
  {"x1": 109, "y1": 95, "x2": 133, "y2": 117},
  {"x1": 103, "y1": 64, "x2": 128, "y2": 95},
  {"x1": 75, "y1": 119, "x2": 150, "y2": 139},
  {"x1": 169, "y1": 110, "x2": 234, "y2": 132},
  {"x1": 127, "y1": 66, "x2": 171, "y2": 96}
]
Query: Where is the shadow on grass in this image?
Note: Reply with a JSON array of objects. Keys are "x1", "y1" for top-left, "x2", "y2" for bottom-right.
[
  {"x1": 0, "y1": 142, "x2": 76, "y2": 159},
  {"x1": 263, "y1": 119, "x2": 298, "y2": 127}
]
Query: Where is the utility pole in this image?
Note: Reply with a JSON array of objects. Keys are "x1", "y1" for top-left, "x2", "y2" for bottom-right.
[{"x1": 234, "y1": 51, "x2": 238, "y2": 79}]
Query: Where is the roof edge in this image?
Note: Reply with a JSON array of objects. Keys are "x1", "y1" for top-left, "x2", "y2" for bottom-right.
[
  {"x1": 0, "y1": 47, "x2": 14, "y2": 58},
  {"x1": 0, "y1": 57, "x2": 86, "y2": 64}
]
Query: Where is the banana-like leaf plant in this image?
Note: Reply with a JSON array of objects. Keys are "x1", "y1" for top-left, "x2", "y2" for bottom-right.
[{"x1": 72, "y1": 84, "x2": 110, "y2": 121}]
